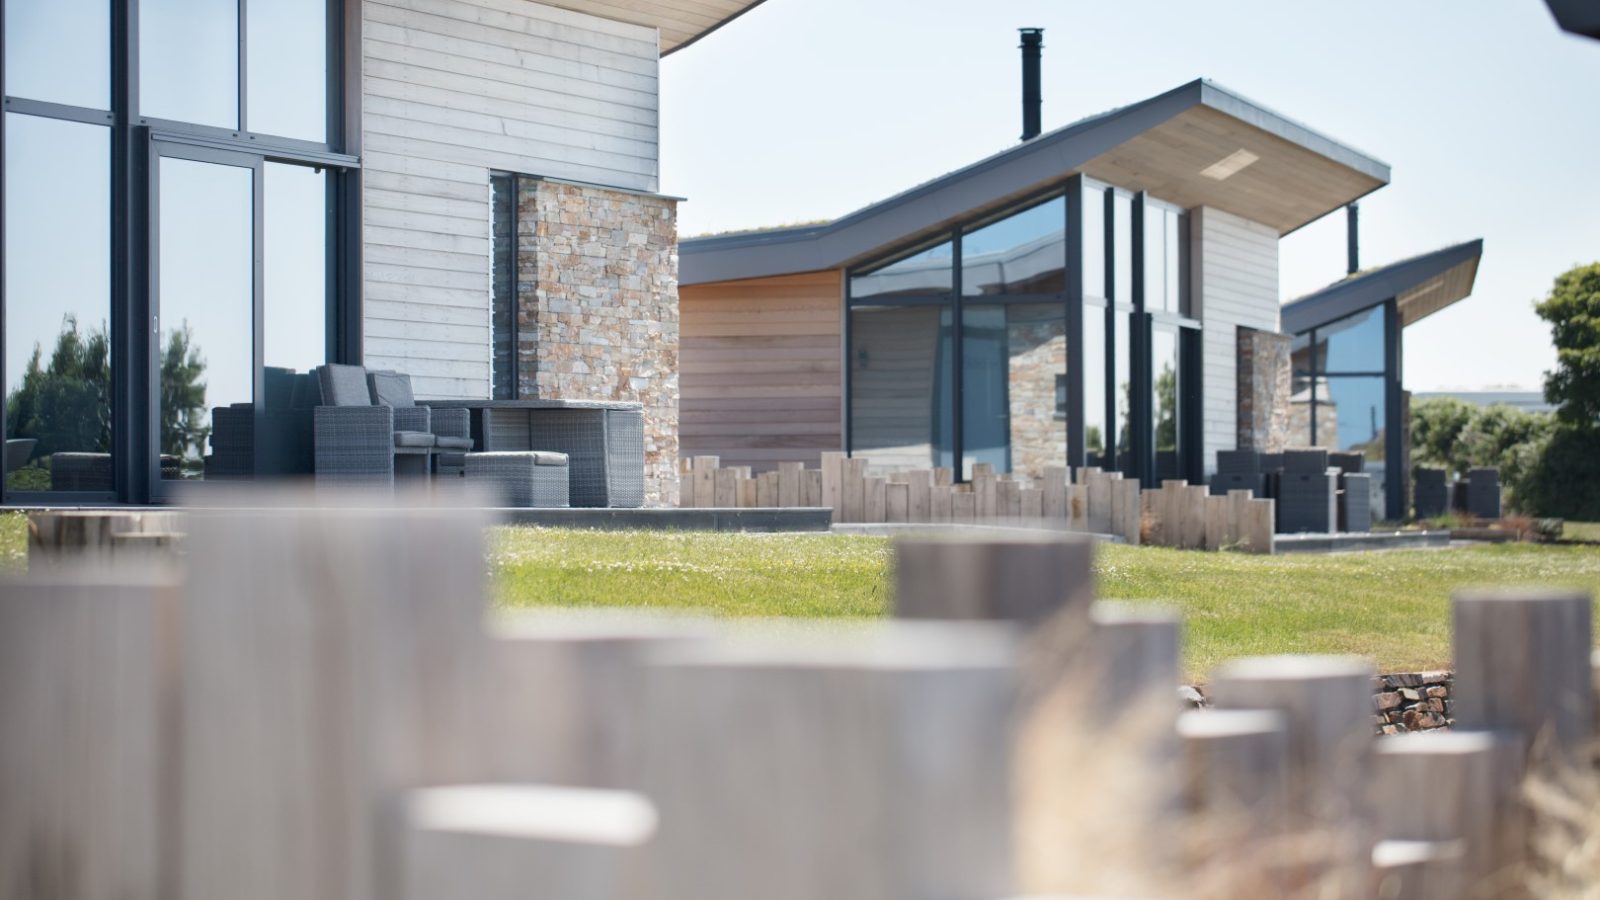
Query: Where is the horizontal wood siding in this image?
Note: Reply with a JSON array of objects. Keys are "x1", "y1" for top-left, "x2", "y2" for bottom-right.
[
  {"x1": 1192, "y1": 206, "x2": 1280, "y2": 474},
  {"x1": 680, "y1": 271, "x2": 843, "y2": 470},
  {"x1": 361, "y1": 0, "x2": 660, "y2": 398}
]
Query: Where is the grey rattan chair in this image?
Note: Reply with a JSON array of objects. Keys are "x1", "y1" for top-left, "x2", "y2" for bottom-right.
[
  {"x1": 367, "y1": 370, "x2": 473, "y2": 476},
  {"x1": 313, "y1": 364, "x2": 411, "y2": 485},
  {"x1": 464, "y1": 451, "x2": 570, "y2": 507}
]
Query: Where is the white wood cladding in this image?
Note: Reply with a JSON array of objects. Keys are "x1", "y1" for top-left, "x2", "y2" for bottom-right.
[
  {"x1": 1190, "y1": 206, "x2": 1280, "y2": 473},
  {"x1": 361, "y1": 0, "x2": 660, "y2": 398}
]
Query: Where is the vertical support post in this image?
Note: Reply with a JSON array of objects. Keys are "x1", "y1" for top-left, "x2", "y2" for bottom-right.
[
  {"x1": 1065, "y1": 178, "x2": 1086, "y2": 469},
  {"x1": 1130, "y1": 192, "x2": 1154, "y2": 488},
  {"x1": 893, "y1": 531, "x2": 1096, "y2": 625}
]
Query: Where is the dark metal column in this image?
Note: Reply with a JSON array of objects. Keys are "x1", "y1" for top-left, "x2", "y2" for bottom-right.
[
  {"x1": 1384, "y1": 298, "x2": 1405, "y2": 521},
  {"x1": 1130, "y1": 192, "x2": 1155, "y2": 487},
  {"x1": 1064, "y1": 179, "x2": 1084, "y2": 469}
]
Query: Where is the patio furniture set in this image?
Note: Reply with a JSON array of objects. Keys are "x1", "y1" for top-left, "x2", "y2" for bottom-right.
[
  {"x1": 1210, "y1": 448, "x2": 1374, "y2": 534},
  {"x1": 1414, "y1": 466, "x2": 1501, "y2": 520},
  {"x1": 311, "y1": 364, "x2": 644, "y2": 508}
]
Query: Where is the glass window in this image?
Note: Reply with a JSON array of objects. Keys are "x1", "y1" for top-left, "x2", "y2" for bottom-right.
[
  {"x1": 962, "y1": 197, "x2": 1065, "y2": 296},
  {"x1": 1153, "y1": 324, "x2": 1181, "y2": 479},
  {"x1": 140, "y1": 0, "x2": 239, "y2": 128},
  {"x1": 4, "y1": 114, "x2": 112, "y2": 493},
  {"x1": 850, "y1": 240, "x2": 952, "y2": 301},
  {"x1": 1321, "y1": 305, "x2": 1385, "y2": 373},
  {"x1": 1112, "y1": 192, "x2": 1131, "y2": 304},
  {"x1": 1291, "y1": 329, "x2": 1319, "y2": 375},
  {"x1": 263, "y1": 162, "x2": 326, "y2": 374},
  {"x1": 158, "y1": 157, "x2": 254, "y2": 480},
  {"x1": 247, "y1": 0, "x2": 327, "y2": 141},
  {"x1": 1113, "y1": 311, "x2": 1132, "y2": 473},
  {"x1": 1166, "y1": 210, "x2": 1184, "y2": 315},
  {"x1": 961, "y1": 303, "x2": 1065, "y2": 481},
  {"x1": 4, "y1": 0, "x2": 110, "y2": 110},
  {"x1": 849, "y1": 304, "x2": 953, "y2": 473},
  {"x1": 1319, "y1": 375, "x2": 1387, "y2": 510},
  {"x1": 1083, "y1": 303, "x2": 1107, "y2": 465},
  {"x1": 1143, "y1": 204, "x2": 1166, "y2": 313},
  {"x1": 1082, "y1": 187, "x2": 1105, "y2": 299},
  {"x1": 490, "y1": 173, "x2": 517, "y2": 400}
]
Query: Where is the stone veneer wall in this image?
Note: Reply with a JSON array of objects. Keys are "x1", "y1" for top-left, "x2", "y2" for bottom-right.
[
  {"x1": 1006, "y1": 312, "x2": 1067, "y2": 482},
  {"x1": 1236, "y1": 328, "x2": 1292, "y2": 452},
  {"x1": 515, "y1": 179, "x2": 679, "y2": 505}
]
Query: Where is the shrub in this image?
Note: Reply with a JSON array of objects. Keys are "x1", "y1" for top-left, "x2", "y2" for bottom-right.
[{"x1": 1516, "y1": 426, "x2": 1600, "y2": 521}]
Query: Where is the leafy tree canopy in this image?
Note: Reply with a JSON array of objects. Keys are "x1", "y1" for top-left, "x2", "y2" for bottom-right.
[{"x1": 1535, "y1": 262, "x2": 1600, "y2": 428}]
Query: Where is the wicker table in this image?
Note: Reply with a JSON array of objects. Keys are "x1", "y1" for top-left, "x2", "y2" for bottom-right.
[{"x1": 422, "y1": 400, "x2": 644, "y2": 508}]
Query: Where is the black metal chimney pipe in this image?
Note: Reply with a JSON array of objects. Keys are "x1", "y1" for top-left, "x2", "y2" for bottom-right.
[
  {"x1": 1346, "y1": 202, "x2": 1360, "y2": 274},
  {"x1": 1019, "y1": 28, "x2": 1044, "y2": 141}
]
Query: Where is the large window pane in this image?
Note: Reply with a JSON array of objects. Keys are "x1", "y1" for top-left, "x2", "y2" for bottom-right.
[
  {"x1": 159, "y1": 157, "x2": 254, "y2": 480},
  {"x1": 1082, "y1": 187, "x2": 1105, "y2": 299},
  {"x1": 849, "y1": 304, "x2": 953, "y2": 473},
  {"x1": 851, "y1": 241, "x2": 952, "y2": 301},
  {"x1": 1153, "y1": 324, "x2": 1181, "y2": 480},
  {"x1": 4, "y1": 0, "x2": 110, "y2": 109},
  {"x1": 961, "y1": 303, "x2": 1065, "y2": 481},
  {"x1": 264, "y1": 162, "x2": 326, "y2": 374},
  {"x1": 1291, "y1": 329, "x2": 1319, "y2": 375},
  {"x1": 1113, "y1": 311, "x2": 1132, "y2": 473},
  {"x1": 140, "y1": 0, "x2": 239, "y2": 128},
  {"x1": 4, "y1": 114, "x2": 112, "y2": 492},
  {"x1": 1112, "y1": 193, "x2": 1131, "y2": 304},
  {"x1": 247, "y1": 0, "x2": 327, "y2": 140},
  {"x1": 961, "y1": 197, "x2": 1065, "y2": 296},
  {"x1": 1320, "y1": 375, "x2": 1387, "y2": 511},
  {"x1": 1084, "y1": 304, "x2": 1107, "y2": 465},
  {"x1": 1321, "y1": 305, "x2": 1385, "y2": 373}
]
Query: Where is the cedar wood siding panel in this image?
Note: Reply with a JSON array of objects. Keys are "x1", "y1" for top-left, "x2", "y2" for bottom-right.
[
  {"x1": 361, "y1": 0, "x2": 660, "y2": 398},
  {"x1": 679, "y1": 270, "x2": 844, "y2": 470},
  {"x1": 1191, "y1": 206, "x2": 1280, "y2": 474}
]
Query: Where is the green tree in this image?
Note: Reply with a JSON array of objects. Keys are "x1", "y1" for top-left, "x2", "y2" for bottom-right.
[
  {"x1": 159, "y1": 325, "x2": 210, "y2": 463},
  {"x1": 1409, "y1": 397, "x2": 1477, "y2": 476},
  {"x1": 5, "y1": 315, "x2": 112, "y2": 461},
  {"x1": 1154, "y1": 364, "x2": 1177, "y2": 451},
  {"x1": 1535, "y1": 262, "x2": 1600, "y2": 427}
]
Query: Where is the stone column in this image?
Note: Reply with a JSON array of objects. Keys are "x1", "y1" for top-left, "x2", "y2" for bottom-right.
[{"x1": 1236, "y1": 327, "x2": 1290, "y2": 452}]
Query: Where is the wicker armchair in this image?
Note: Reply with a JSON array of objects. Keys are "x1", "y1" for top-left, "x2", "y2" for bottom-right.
[
  {"x1": 314, "y1": 365, "x2": 401, "y2": 485},
  {"x1": 367, "y1": 370, "x2": 473, "y2": 476}
]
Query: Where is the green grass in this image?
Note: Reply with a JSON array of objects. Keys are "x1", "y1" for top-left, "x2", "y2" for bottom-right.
[
  {"x1": 1564, "y1": 521, "x2": 1600, "y2": 542},
  {"x1": 0, "y1": 512, "x2": 25, "y2": 574},
  {"x1": 491, "y1": 527, "x2": 1600, "y2": 681}
]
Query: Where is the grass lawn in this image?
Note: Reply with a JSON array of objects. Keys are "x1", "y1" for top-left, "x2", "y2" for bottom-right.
[
  {"x1": 1564, "y1": 521, "x2": 1600, "y2": 542},
  {"x1": 491, "y1": 527, "x2": 1600, "y2": 681},
  {"x1": 6, "y1": 511, "x2": 1598, "y2": 682}
]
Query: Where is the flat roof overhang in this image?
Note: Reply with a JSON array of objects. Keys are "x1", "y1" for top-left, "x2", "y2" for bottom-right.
[
  {"x1": 1281, "y1": 239, "x2": 1485, "y2": 335},
  {"x1": 537, "y1": 0, "x2": 768, "y2": 54},
  {"x1": 681, "y1": 79, "x2": 1390, "y2": 286}
]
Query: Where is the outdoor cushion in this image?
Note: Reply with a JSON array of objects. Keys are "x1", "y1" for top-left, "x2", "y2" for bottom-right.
[
  {"x1": 393, "y1": 431, "x2": 436, "y2": 448},
  {"x1": 318, "y1": 364, "x2": 372, "y2": 407},
  {"x1": 435, "y1": 435, "x2": 474, "y2": 451},
  {"x1": 531, "y1": 451, "x2": 569, "y2": 466},
  {"x1": 367, "y1": 370, "x2": 416, "y2": 408}
]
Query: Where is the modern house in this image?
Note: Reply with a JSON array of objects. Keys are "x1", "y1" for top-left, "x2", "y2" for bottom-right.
[
  {"x1": 3, "y1": 0, "x2": 763, "y2": 506},
  {"x1": 678, "y1": 70, "x2": 1483, "y2": 520}
]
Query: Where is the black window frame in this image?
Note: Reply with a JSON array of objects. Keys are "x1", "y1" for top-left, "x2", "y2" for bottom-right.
[{"x1": 1, "y1": 0, "x2": 361, "y2": 505}]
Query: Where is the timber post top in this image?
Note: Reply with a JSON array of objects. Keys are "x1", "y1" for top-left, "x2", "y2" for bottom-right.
[{"x1": 422, "y1": 399, "x2": 643, "y2": 411}]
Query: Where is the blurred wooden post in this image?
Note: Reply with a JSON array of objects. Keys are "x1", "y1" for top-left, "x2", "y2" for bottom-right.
[
  {"x1": 885, "y1": 482, "x2": 910, "y2": 523},
  {"x1": 1372, "y1": 732, "x2": 1514, "y2": 895},
  {"x1": 973, "y1": 464, "x2": 997, "y2": 519},
  {"x1": 737, "y1": 470, "x2": 757, "y2": 508},
  {"x1": 842, "y1": 458, "x2": 867, "y2": 523},
  {"x1": 1065, "y1": 483, "x2": 1088, "y2": 532},
  {"x1": 179, "y1": 494, "x2": 491, "y2": 900},
  {"x1": 755, "y1": 472, "x2": 776, "y2": 507},
  {"x1": 865, "y1": 476, "x2": 887, "y2": 523},
  {"x1": 641, "y1": 623, "x2": 1017, "y2": 900},
  {"x1": 930, "y1": 484, "x2": 953, "y2": 522},
  {"x1": 1203, "y1": 495, "x2": 1229, "y2": 550},
  {"x1": 894, "y1": 531, "x2": 1096, "y2": 626},
  {"x1": 1085, "y1": 470, "x2": 1112, "y2": 534},
  {"x1": 1177, "y1": 708, "x2": 1290, "y2": 820},
  {"x1": 400, "y1": 786, "x2": 656, "y2": 900},
  {"x1": 484, "y1": 613, "x2": 710, "y2": 790},
  {"x1": 1144, "y1": 487, "x2": 1167, "y2": 546},
  {"x1": 1241, "y1": 498, "x2": 1274, "y2": 555},
  {"x1": 678, "y1": 459, "x2": 695, "y2": 507},
  {"x1": 1115, "y1": 479, "x2": 1142, "y2": 545},
  {"x1": 1210, "y1": 656, "x2": 1373, "y2": 827},
  {"x1": 907, "y1": 470, "x2": 932, "y2": 522},
  {"x1": 778, "y1": 462, "x2": 802, "y2": 507},
  {"x1": 1042, "y1": 466, "x2": 1068, "y2": 519},
  {"x1": 802, "y1": 470, "x2": 823, "y2": 507},
  {"x1": 713, "y1": 467, "x2": 737, "y2": 507},
  {"x1": 1369, "y1": 841, "x2": 1465, "y2": 900},
  {"x1": 1453, "y1": 587, "x2": 1595, "y2": 759},
  {"x1": 693, "y1": 456, "x2": 719, "y2": 510},
  {"x1": 1019, "y1": 487, "x2": 1043, "y2": 519},
  {"x1": 1227, "y1": 489, "x2": 1251, "y2": 547},
  {"x1": 1181, "y1": 485, "x2": 1206, "y2": 549},
  {"x1": 821, "y1": 452, "x2": 845, "y2": 521},
  {"x1": 952, "y1": 489, "x2": 977, "y2": 522},
  {"x1": 0, "y1": 570, "x2": 180, "y2": 900}
]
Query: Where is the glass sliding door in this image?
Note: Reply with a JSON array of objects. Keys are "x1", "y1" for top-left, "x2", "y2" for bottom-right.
[
  {"x1": 3, "y1": 113, "x2": 114, "y2": 494},
  {"x1": 154, "y1": 149, "x2": 258, "y2": 485}
]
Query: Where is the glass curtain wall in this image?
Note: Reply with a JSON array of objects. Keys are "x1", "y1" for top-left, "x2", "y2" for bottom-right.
[
  {"x1": 845, "y1": 182, "x2": 1193, "y2": 485},
  {"x1": 1293, "y1": 304, "x2": 1392, "y2": 515},
  {"x1": 1, "y1": 0, "x2": 346, "y2": 500},
  {"x1": 1137, "y1": 192, "x2": 1197, "y2": 485}
]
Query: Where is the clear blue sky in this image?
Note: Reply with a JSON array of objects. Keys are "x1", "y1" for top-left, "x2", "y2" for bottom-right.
[{"x1": 660, "y1": 0, "x2": 1600, "y2": 392}]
